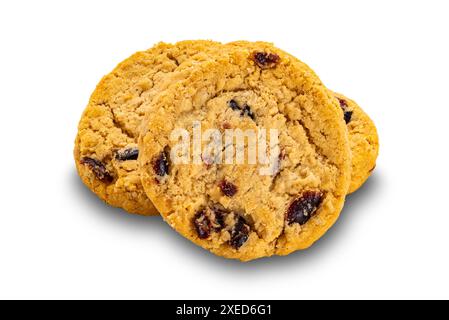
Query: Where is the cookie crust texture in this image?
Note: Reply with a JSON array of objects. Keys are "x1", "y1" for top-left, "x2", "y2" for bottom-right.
[
  {"x1": 74, "y1": 41, "x2": 223, "y2": 215},
  {"x1": 332, "y1": 92, "x2": 379, "y2": 193},
  {"x1": 229, "y1": 42, "x2": 378, "y2": 194},
  {"x1": 139, "y1": 42, "x2": 352, "y2": 261}
]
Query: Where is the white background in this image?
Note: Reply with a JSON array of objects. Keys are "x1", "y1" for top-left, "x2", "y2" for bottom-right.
[{"x1": 0, "y1": 0, "x2": 448, "y2": 300}]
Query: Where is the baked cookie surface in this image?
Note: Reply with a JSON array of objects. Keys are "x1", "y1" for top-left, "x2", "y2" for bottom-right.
[
  {"x1": 229, "y1": 42, "x2": 378, "y2": 194},
  {"x1": 74, "y1": 40, "x2": 222, "y2": 215},
  {"x1": 332, "y1": 92, "x2": 379, "y2": 193},
  {"x1": 139, "y1": 43, "x2": 351, "y2": 260}
]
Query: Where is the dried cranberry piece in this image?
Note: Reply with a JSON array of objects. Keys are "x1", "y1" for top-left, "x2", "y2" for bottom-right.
[
  {"x1": 219, "y1": 180, "x2": 238, "y2": 197},
  {"x1": 193, "y1": 210, "x2": 212, "y2": 239},
  {"x1": 153, "y1": 148, "x2": 170, "y2": 177},
  {"x1": 280, "y1": 149, "x2": 286, "y2": 160},
  {"x1": 221, "y1": 122, "x2": 232, "y2": 130},
  {"x1": 115, "y1": 147, "x2": 139, "y2": 161},
  {"x1": 241, "y1": 104, "x2": 256, "y2": 120},
  {"x1": 194, "y1": 204, "x2": 229, "y2": 238},
  {"x1": 228, "y1": 99, "x2": 240, "y2": 111},
  {"x1": 252, "y1": 52, "x2": 280, "y2": 69},
  {"x1": 337, "y1": 97, "x2": 348, "y2": 108},
  {"x1": 80, "y1": 157, "x2": 113, "y2": 183},
  {"x1": 343, "y1": 110, "x2": 353, "y2": 124},
  {"x1": 227, "y1": 100, "x2": 256, "y2": 121},
  {"x1": 286, "y1": 191, "x2": 324, "y2": 225},
  {"x1": 230, "y1": 216, "x2": 250, "y2": 249},
  {"x1": 337, "y1": 97, "x2": 353, "y2": 124},
  {"x1": 210, "y1": 205, "x2": 227, "y2": 231}
]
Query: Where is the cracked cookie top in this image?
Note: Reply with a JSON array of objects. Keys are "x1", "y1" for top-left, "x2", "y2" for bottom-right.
[
  {"x1": 74, "y1": 40, "x2": 223, "y2": 215},
  {"x1": 139, "y1": 43, "x2": 351, "y2": 260},
  {"x1": 332, "y1": 92, "x2": 379, "y2": 193}
]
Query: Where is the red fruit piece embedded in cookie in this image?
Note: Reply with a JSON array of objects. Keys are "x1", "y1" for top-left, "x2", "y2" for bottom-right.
[
  {"x1": 80, "y1": 157, "x2": 114, "y2": 183},
  {"x1": 286, "y1": 191, "x2": 324, "y2": 225}
]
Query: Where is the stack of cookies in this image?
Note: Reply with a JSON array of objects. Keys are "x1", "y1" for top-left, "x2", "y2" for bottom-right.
[{"x1": 74, "y1": 41, "x2": 379, "y2": 261}]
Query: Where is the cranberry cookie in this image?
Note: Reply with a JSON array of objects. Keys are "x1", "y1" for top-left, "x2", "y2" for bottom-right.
[{"x1": 139, "y1": 43, "x2": 351, "y2": 261}]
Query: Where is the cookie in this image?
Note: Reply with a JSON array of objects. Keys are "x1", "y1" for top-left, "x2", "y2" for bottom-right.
[
  {"x1": 74, "y1": 40, "x2": 223, "y2": 215},
  {"x1": 139, "y1": 43, "x2": 351, "y2": 261},
  {"x1": 332, "y1": 92, "x2": 379, "y2": 193}
]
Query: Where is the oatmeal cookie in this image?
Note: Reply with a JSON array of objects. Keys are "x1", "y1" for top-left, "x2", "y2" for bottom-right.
[
  {"x1": 74, "y1": 40, "x2": 222, "y2": 215},
  {"x1": 139, "y1": 43, "x2": 351, "y2": 260}
]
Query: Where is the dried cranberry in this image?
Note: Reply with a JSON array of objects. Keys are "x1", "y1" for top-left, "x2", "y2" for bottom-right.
[
  {"x1": 228, "y1": 99, "x2": 240, "y2": 111},
  {"x1": 280, "y1": 149, "x2": 286, "y2": 160},
  {"x1": 193, "y1": 210, "x2": 212, "y2": 239},
  {"x1": 230, "y1": 216, "x2": 250, "y2": 249},
  {"x1": 153, "y1": 149, "x2": 170, "y2": 177},
  {"x1": 241, "y1": 104, "x2": 256, "y2": 120},
  {"x1": 343, "y1": 111, "x2": 353, "y2": 124},
  {"x1": 252, "y1": 52, "x2": 280, "y2": 69},
  {"x1": 80, "y1": 157, "x2": 113, "y2": 183},
  {"x1": 194, "y1": 204, "x2": 230, "y2": 238},
  {"x1": 227, "y1": 100, "x2": 256, "y2": 120},
  {"x1": 115, "y1": 147, "x2": 139, "y2": 161},
  {"x1": 337, "y1": 97, "x2": 348, "y2": 108},
  {"x1": 337, "y1": 97, "x2": 353, "y2": 124},
  {"x1": 222, "y1": 122, "x2": 232, "y2": 129},
  {"x1": 193, "y1": 204, "x2": 251, "y2": 248},
  {"x1": 219, "y1": 180, "x2": 238, "y2": 197},
  {"x1": 210, "y1": 205, "x2": 227, "y2": 231},
  {"x1": 286, "y1": 191, "x2": 324, "y2": 225}
]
